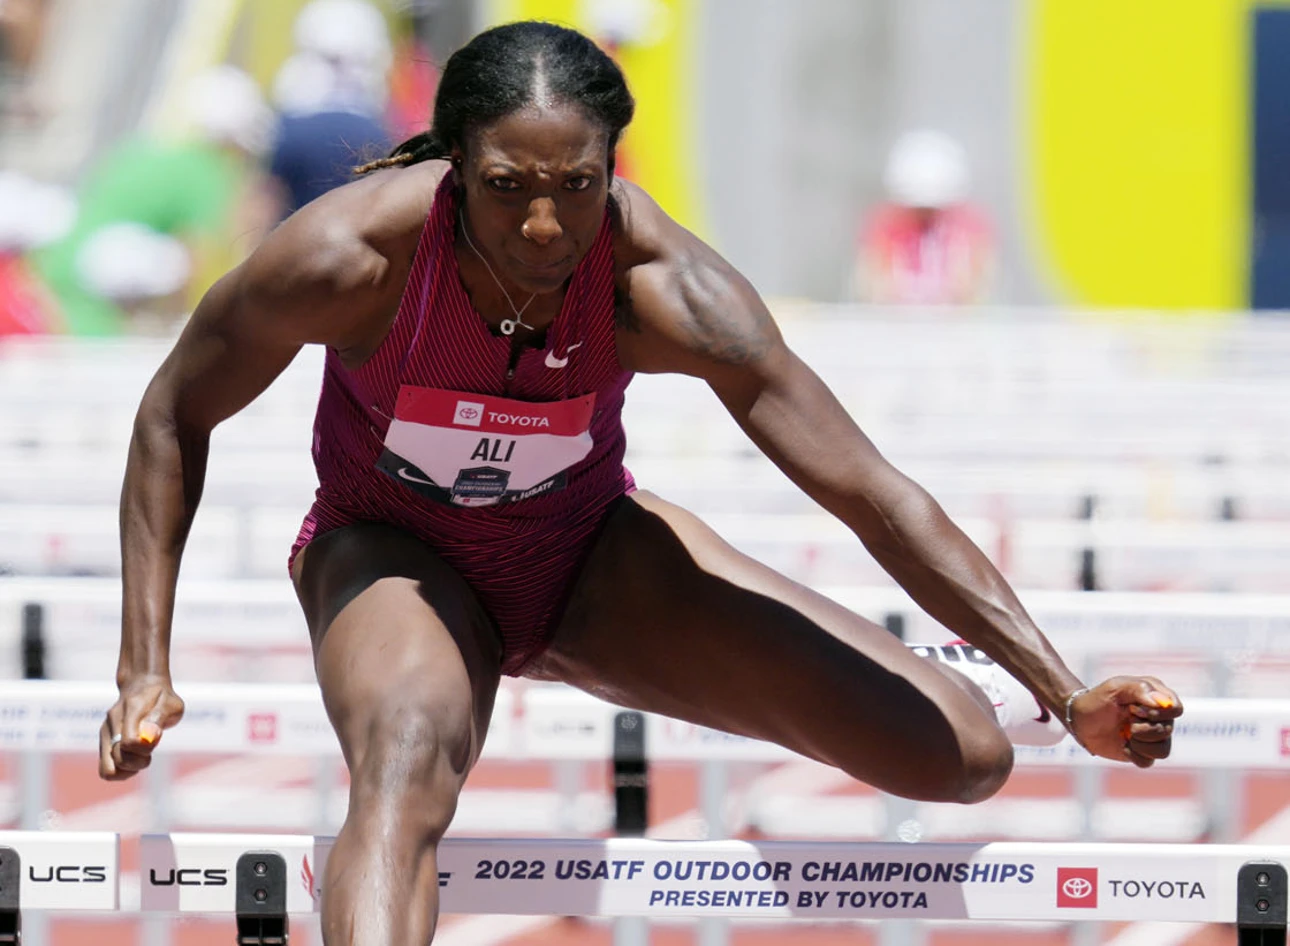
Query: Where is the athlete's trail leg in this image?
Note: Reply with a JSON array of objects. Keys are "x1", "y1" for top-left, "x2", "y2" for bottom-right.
[{"x1": 294, "y1": 523, "x2": 502, "y2": 945}]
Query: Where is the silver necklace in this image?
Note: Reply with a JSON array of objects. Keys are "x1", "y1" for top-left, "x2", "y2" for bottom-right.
[{"x1": 460, "y1": 210, "x2": 537, "y2": 335}]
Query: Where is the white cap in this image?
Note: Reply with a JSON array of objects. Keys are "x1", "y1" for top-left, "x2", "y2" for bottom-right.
[
  {"x1": 183, "y1": 65, "x2": 274, "y2": 155},
  {"x1": 293, "y1": 0, "x2": 392, "y2": 71},
  {"x1": 586, "y1": 0, "x2": 661, "y2": 46},
  {"x1": 882, "y1": 130, "x2": 970, "y2": 208},
  {"x1": 272, "y1": 49, "x2": 386, "y2": 115},
  {"x1": 0, "y1": 172, "x2": 76, "y2": 251},
  {"x1": 75, "y1": 222, "x2": 192, "y2": 301}
]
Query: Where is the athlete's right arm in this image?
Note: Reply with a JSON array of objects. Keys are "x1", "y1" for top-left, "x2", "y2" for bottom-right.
[{"x1": 101, "y1": 169, "x2": 429, "y2": 780}]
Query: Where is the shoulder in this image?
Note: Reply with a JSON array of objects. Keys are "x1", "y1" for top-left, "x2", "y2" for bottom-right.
[
  {"x1": 279, "y1": 158, "x2": 445, "y2": 277},
  {"x1": 609, "y1": 178, "x2": 693, "y2": 273},
  {"x1": 239, "y1": 160, "x2": 447, "y2": 347},
  {"x1": 608, "y1": 178, "x2": 757, "y2": 306},
  {"x1": 607, "y1": 179, "x2": 781, "y2": 376}
]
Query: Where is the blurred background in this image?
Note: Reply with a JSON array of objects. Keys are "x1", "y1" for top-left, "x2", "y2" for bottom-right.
[
  {"x1": 6, "y1": 0, "x2": 1290, "y2": 328},
  {"x1": 2, "y1": 1, "x2": 1290, "y2": 945}
]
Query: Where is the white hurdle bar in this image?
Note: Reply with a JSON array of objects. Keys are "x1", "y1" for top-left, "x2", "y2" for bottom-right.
[
  {"x1": 7, "y1": 579, "x2": 1290, "y2": 658},
  {"x1": 0, "y1": 831, "x2": 118, "y2": 910},
  {"x1": 140, "y1": 835, "x2": 1288, "y2": 925},
  {"x1": 0, "y1": 830, "x2": 1285, "y2": 930},
  {"x1": 0, "y1": 680, "x2": 1283, "y2": 768},
  {"x1": 0, "y1": 680, "x2": 1282, "y2": 768}
]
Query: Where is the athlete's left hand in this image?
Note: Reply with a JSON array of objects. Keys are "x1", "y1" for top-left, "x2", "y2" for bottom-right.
[{"x1": 1067, "y1": 677, "x2": 1183, "y2": 767}]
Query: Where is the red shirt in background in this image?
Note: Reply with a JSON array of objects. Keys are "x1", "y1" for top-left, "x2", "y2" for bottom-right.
[
  {"x1": 860, "y1": 202, "x2": 994, "y2": 305},
  {"x1": 0, "y1": 255, "x2": 59, "y2": 335}
]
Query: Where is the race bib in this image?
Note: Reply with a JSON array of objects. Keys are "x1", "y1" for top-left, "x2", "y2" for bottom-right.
[{"x1": 375, "y1": 386, "x2": 597, "y2": 507}]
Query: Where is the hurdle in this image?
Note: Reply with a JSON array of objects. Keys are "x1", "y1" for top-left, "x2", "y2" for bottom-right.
[
  {"x1": 0, "y1": 680, "x2": 1287, "y2": 945},
  {"x1": 0, "y1": 831, "x2": 1283, "y2": 944},
  {"x1": 0, "y1": 679, "x2": 1286, "y2": 855},
  {"x1": 0, "y1": 680, "x2": 1284, "y2": 833}
]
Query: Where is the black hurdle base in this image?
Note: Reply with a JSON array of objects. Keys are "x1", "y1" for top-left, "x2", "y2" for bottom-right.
[
  {"x1": 0, "y1": 846, "x2": 18, "y2": 944},
  {"x1": 235, "y1": 851, "x2": 288, "y2": 945},
  {"x1": 1239, "y1": 861, "x2": 1288, "y2": 946}
]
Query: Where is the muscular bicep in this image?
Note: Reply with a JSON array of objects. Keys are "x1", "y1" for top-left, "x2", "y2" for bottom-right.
[
  {"x1": 621, "y1": 223, "x2": 779, "y2": 379},
  {"x1": 144, "y1": 190, "x2": 397, "y2": 434}
]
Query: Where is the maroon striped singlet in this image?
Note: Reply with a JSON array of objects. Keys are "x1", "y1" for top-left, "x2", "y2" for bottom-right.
[{"x1": 291, "y1": 173, "x2": 635, "y2": 674}]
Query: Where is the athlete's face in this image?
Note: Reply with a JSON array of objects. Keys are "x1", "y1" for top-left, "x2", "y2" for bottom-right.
[{"x1": 456, "y1": 102, "x2": 611, "y2": 295}]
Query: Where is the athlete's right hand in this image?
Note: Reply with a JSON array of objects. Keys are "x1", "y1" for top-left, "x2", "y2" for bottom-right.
[{"x1": 99, "y1": 674, "x2": 185, "y2": 781}]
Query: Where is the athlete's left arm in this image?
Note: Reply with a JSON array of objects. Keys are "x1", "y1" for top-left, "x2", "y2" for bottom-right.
[{"x1": 615, "y1": 184, "x2": 1180, "y2": 766}]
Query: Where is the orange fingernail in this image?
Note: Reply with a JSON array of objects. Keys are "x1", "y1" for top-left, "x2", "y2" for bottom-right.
[{"x1": 139, "y1": 722, "x2": 161, "y2": 744}]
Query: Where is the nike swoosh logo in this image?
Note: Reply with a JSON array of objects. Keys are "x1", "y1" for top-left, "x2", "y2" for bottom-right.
[
  {"x1": 545, "y1": 341, "x2": 583, "y2": 369},
  {"x1": 397, "y1": 467, "x2": 437, "y2": 486}
]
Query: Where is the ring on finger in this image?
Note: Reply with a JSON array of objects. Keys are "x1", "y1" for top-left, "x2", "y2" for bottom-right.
[{"x1": 110, "y1": 733, "x2": 123, "y2": 747}]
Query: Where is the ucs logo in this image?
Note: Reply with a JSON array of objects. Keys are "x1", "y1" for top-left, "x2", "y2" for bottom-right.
[
  {"x1": 29, "y1": 865, "x2": 107, "y2": 883},
  {"x1": 149, "y1": 868, "x2": 229, "y2": 887},
  {"x1": 1057, "y1": 867, "x2": 1098, "y2": 908}
]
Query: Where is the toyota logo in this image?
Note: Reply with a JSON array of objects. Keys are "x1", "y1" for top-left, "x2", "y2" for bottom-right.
[
  {"x1": 1062, "y1": 877, "x2": 1094, "y2": 900},
  {"x1": 459, "y1": 407, "x2": 479, "y2": 419}
]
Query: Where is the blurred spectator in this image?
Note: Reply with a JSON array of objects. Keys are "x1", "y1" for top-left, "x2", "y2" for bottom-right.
[
  {"x1": 268, "y1": 0, "x2": 393, "y2": 219},
  {"x1": 31, "y1": 65, "x2": 276, "y2": 336},
  {"x1": 0, "y1": 0, "x2": 51, "y2": 121},
  {"x1": 587, "y1": 0, "x2": 658, "y2": 183},
  {"x1": 385, "y1": 13, "x2": 438, "y2": 143},
  {"x1": 73, "y1": 223, "x2": 193, "y2": 335},
  {"x1": 0, "y1": 170, "x2": 73, "y2": 335},
  {"x1": 855, "y1": 130, "x2": 995, "y2": 306}
]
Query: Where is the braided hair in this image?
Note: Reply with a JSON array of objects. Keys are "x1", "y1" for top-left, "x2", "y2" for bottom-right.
[{"x1": 357, "y1": 21, "x2": 634, "y2": 175}]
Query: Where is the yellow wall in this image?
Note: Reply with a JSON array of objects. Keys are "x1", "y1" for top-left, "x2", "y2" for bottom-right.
[
  {"x1": 483, "y1": 0, "x2": 706, "y2": 235},
  {"x1": 1027, "y1": 0, "x2": 1253, "y2": 309},
  {"x1": 238, "y1": 0, "x2": 311, "y2": 90}
]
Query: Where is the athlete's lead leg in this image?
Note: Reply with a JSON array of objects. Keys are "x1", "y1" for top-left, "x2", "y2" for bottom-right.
[{"x1": 539, "y1": 491, "x2": 1014, "y2": 804}]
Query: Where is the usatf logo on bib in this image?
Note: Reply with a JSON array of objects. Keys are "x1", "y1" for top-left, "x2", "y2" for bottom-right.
[{"x1": 453, "y1": 400, "x2": 485, "y2": 426}]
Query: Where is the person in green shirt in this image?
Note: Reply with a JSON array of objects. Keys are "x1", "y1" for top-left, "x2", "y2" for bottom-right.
[{"x1": 34, "y1": 65, "x2": 274, "y2": 335}]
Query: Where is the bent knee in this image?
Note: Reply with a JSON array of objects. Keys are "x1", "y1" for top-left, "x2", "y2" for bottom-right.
[
  {"x1": 904, "y1": 718, "x2": 1013, "y2": 804},
  {"x1": 888, "y1": 729, "x2": 1012, "y2": 804},
  {"x1": 357, "y1": 702, "x2": 475, "y2": 784},
  {"x1": 349, "y1": 704, "x2": 475, "y2": 830},
  {"x1": 908, "y1": 675, "x2": 1015, "y2": 803},
  {"x1": 950, "y1": 727, "x2": 1013, "y2": 804},
  {"x1": 832, "y1": 715, "x2": 1013, "y2": 804}
]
